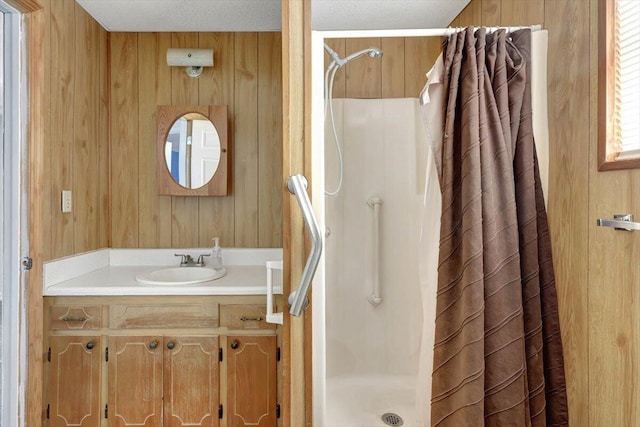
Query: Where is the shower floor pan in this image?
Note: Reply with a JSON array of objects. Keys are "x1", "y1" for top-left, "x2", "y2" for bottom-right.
[{"x1": 325, "y1": 374, "x2": 420, "y2": 427}]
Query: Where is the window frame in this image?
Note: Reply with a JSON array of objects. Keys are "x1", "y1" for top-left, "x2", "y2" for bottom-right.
[{"x1": 598, "y1": 0, "x2": 640, "y2": 171}]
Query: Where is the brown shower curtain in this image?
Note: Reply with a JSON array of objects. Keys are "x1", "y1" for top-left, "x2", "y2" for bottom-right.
[{"x1": 430, "y1": 28, "x2": 568, "y2": 426}]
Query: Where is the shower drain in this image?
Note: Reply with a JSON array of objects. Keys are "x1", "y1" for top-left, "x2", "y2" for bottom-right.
[{"x1": 381, "y1": 412, "x2": 404, "y2": 426}]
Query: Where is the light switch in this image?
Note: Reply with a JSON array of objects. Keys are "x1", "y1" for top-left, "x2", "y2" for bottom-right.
[{"x1": 61, "y1": 190, "x2": 72, "y2": 213}]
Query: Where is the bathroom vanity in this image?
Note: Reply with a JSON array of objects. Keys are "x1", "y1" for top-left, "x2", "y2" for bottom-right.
[{"x1": 42, "y1": 248, "x2": 283, "y2": 427}]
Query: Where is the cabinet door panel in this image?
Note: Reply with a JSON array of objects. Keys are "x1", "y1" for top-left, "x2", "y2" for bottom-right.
[
  {"x1": 227, "y1": 335, "x2": 277, "y2": 427},
  {"x1": 164, "y1": 336, "x2": 220, "y2": 427},
  {"x1": 108, "y1": 336, "x2": 163, "y2": 427},
  {"x1": 48, "y1": 336, "x2": 102, "y2": 427}
]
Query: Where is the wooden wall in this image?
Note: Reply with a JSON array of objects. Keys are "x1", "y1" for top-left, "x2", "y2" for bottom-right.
[
  {"x1": 39, "y1": 0, "x2": 110, "y2": 262},
  {"x1": 324, "y1": 37, "x2": 441, "y2": 99},
  {"x1": 110, "y1": 32, "x2": 283, "y2": 249},
  {"x1": 37, "y1": 3, "x2": 283, "y2": 258}
]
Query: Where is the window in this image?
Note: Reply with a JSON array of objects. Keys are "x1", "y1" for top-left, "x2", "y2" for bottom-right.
[{"x1": 599, "y1": 0, "x2": 640, "y2": 170}]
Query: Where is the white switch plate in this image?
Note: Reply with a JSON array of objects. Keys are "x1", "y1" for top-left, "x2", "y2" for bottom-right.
[{"x1": 61, "y1": 190, "x2": 72, "y2": 213}]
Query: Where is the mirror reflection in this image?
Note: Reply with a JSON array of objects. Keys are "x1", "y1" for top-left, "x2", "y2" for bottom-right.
[{"x1": 164, "y1": 113, "x2": 221, "y2": 189}]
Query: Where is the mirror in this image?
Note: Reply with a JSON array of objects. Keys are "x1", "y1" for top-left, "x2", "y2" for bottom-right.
[
  {"x1": 157, "y1": 105, "x2": 229, "y2": 196},
  {"x1": 164, "y1": 113, "x2": 220, "y2": 189}
]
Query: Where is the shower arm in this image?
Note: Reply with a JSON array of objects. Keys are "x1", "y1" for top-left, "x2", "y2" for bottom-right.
[{"x1": 323, "y1": 44, "x2": 382, "y2": 69}]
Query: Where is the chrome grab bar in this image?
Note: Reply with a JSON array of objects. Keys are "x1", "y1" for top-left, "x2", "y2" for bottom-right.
[
  {"x1": 596, "y1": 214, "x2": 640, "y2": 231},
  {"x1": 287, "y1": 174, "x2": 323, "y2": 317}
]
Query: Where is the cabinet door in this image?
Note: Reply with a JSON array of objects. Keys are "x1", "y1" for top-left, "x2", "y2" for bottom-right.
[
  {"x1": 164, "y1": 336, "x2": 220, "y2": 427},
  {"x1": 227, "y1": 335, "x2": 277, "y2": 427},
  {"x1": 48, "y1": 336, "x2": 102, "y2": 427},
  {"x1": 108, "y1": 336, "x2": 163, "y2": 427}
]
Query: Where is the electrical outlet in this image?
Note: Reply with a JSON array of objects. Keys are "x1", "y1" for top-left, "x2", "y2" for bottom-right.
[{"x1": 61, "y1": 190, "x2": 72, "y2": 213}]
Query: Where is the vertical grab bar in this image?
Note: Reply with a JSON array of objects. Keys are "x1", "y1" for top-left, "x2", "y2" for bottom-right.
[
  {"x1": 287, "y1": 174, "x2": 323, "y2": 316},
  {"x1": 367, "y1": 197, "x2": 383, "y2": 305}
]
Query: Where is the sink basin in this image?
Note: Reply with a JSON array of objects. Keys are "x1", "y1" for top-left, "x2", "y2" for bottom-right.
[{"x1": 135, "y1": 267, "x2": 227, "y2": 285}]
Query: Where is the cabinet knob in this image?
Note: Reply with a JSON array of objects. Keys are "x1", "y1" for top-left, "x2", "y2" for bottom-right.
[
  {"x1": 167, "y1": 341, "x2": 175, "y2": 350},
  {"x1": 230, "y1": 340, "x2": 240, "y2": 350},
  {"x1": 85, "y1": 341, "x2": 95, "y2": 350},
  {"x1": 149, "y1": 340, "x2": 158, "y2": 350}
]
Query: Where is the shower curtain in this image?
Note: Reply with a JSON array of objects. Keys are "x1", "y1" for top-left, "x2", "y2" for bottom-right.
[{"x1": 426, "y1": 28, "x2": 569, "y2": 426}]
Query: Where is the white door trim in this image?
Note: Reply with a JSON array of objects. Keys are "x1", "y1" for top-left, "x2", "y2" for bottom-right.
[{"x1": 1, "y1": 2, "x2": 26, "y2": 426}]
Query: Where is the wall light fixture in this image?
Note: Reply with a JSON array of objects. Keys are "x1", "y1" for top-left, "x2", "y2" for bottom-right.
[{"x1": 166, "y1": 48, "x2": 214, "y2": 78}]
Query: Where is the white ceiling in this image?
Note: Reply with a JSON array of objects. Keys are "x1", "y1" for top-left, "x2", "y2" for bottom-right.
[{"x1": 75, "y1": 0, "x2": 471, "y2": 32}]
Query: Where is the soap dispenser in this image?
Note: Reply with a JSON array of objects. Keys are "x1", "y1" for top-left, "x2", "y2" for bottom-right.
[{"x1": 211, "y1": 237, "x2": 223, "y2": 270}]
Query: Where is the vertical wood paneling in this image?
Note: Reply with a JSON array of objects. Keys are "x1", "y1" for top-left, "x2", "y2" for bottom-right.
[
  {"x1": 171, "y1": 33, "x2": 201, "y2": 247},
  {"x1": 234, "y1": 33, "x2": 259, "y2": 247},
  {"x1": 258, "y1": 32, "x2": 283, "y2": 248},
  {"x1": 332, "y1": 36, "x2": 439, "y2": 100},
  {"x1": 45, "y1": 0, "x2": 109, "y2": 257},
  {"x1": 345, "y1": 37, "x2": 382, "y2": 98},
  {"x1": 73, "y1": 3, "x2": 99, "y2": 253},
  {"x1": 98, "y1": 25, "x2": 110, "y2": 248},
  {"x1": 482, "y1": 0, "x2": 502, "y2": 26},
  {"x1": 380, "y1": 38, "x2": 405, "y2": 98},
  {"x1": 50, "y1": 0, "x2": 75, "y2": 258},
  {"x1": 198, "y1": 33, "x2": 236, "y2": 247},
  {"x1": 501, "y1": 0, "x2": 545, "y2": 26},
  {"x1": 110, "y1": 33, "x2": 139, "y2": 247},
  {"x1": 403, "y1": 37, "x2": 439, "y2": 98},
  {"x1": 138, "y1": 33, "x2": 173, "y2": 248},
  {"x1": 41, "y1": 0, "x2": 52, "y2": 262},
  {"x1": 545, "y1": 0, "x2": 590, "y2": 426},
  {"x1": 108, "y1": 32, "x2": 283, "y2": 250},
  {"x1": 452, "y1": 1, "x2": 482, "y2": 26}
]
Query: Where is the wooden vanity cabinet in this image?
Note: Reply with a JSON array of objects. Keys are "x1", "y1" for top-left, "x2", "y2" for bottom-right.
[
  {"x1": 107, "y1": 335, "x2": 164, "y2": 427},
  {"x1": 226, "y1": 335, "x2": 277, "y2": 427},
  {"x1": 163, "y1": 336, "x2": 221, "y2": 427},
  {"x1": 47, "y1": 335, "x2": 103, "y2": 427},
  {"x1": 108, "y1": 335, "x2": 219, "y2": 427},
  {"x1": 44, "y1": 297, "x2": 279, "y2": 427}
]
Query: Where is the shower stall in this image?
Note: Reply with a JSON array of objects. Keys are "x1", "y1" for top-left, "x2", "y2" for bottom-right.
[
  {"x1": 311, "y1": 31, "x2": 442, "y2": 427},
  {"x1": 322, "y1": 97, "x2": 430, "y2": 427},
  {"x1": 310, "y1": 28, "x2": 550, "y2": 427}
]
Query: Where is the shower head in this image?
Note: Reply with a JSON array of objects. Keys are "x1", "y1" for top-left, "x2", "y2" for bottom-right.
[
  {"x1": 341, "y1": 47, "x2": 383, "y2": 66},
  {"x1": 367, "y1": 48, "x2": 383, "y2": 59},
  {"x1": 324, "y1": 44, "x2": 383, "y2": 69}
]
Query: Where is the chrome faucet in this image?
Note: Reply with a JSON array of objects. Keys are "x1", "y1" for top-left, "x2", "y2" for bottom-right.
[{"x1": 174, "y1": 253, "x2": 210, "y2": 267}]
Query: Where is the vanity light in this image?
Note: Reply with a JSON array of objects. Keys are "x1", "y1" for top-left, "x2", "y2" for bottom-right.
[{"x1": 166, "y1": 48, "x2": 214, "y2": 78}]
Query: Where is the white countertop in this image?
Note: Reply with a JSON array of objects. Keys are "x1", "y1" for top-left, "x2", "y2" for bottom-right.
[{"x1": 44, "y1": 248, "x2": 283, "y2": 296}]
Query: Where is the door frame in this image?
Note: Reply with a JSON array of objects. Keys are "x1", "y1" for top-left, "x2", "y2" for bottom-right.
[
  {"x1": 0, "y1": 2, "x2": 27, "y2": 426},
  {"x1": 281, "y1": 1, "x2": 313, "y2": 425},
  {"x1": 6, "y1": 1, "x2": 44, "y2": 427}
]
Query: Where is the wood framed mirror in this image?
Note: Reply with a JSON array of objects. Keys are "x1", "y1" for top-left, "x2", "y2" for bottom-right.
[{"x1": 157, "y1": 105, "x2": 229, "y2": 196}]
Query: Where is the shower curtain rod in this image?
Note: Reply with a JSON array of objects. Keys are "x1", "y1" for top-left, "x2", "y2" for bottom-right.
[{"x1": 319, "y1": 25, "x2": 543, "y2": 40}]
